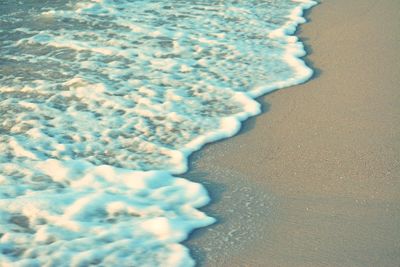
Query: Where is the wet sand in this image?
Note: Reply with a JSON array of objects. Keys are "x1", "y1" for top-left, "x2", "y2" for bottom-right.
[{"x1": 183, "y1": 1, "x2": 400, "y2": 266}]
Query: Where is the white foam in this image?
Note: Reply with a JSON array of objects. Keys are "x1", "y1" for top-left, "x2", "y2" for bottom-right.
[
  {"x1": 0, "y1": 159, "x2": 214, "y2": 266},
  {"x1": 0, "y1": 0, "x2": 317, "y2": 265}
]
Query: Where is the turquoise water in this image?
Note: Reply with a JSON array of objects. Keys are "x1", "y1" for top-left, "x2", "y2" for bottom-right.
[{"x1": 0, "y1": 0, "x2": 315, "y2": 266}]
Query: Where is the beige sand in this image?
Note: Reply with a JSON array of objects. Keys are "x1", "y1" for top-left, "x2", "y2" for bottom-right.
[{"x1": 183, "y1": 1, "x2": 400, "y2": 266}]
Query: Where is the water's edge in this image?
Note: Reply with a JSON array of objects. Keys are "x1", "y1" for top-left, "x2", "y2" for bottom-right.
[
  {"x1": 181, "y1": 0, "x2": 318, "y2": 265},
  {"x1": 0, "y1": 1, "x2": 318, "y2": 266},
  {"x1": 174, "y1": 0, "x2": 318, "y2": 175}
]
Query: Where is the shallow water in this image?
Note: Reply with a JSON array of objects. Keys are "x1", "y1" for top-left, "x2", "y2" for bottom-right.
[{"x1": 0, "y1": 0, "x2": 315, "y2": 266}]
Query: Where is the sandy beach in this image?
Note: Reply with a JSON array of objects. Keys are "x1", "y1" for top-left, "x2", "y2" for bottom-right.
[{"x1": 183, "y1": 0, "x2": 400, "y2": 266}]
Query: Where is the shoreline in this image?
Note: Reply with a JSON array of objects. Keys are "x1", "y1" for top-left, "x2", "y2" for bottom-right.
[
  {"x1": 183, "y1": 1, "x2": 400, "y2": 266},
  {"x1": 174, "y1": 0, "x2": 317, "y2": 175}
]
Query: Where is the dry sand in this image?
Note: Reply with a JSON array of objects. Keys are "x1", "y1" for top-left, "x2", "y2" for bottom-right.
[{"x1": 183, "y1": 0, "x2": 400, "y2": 266}]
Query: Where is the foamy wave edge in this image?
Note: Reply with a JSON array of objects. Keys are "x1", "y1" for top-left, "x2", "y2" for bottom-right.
[
  {"x1": 173, "y1": 0, "x2": 319, "y2": 174},
  {"x1": 172, "y1": 1, "x2": 318, "y2": 263},
  {"x1": 0, "y1": 1, "x2": 318, "y2": 266}
]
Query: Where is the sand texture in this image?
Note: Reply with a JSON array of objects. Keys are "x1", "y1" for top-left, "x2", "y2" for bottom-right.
[{"x1": 183, "y1": 0, "x2": 400, "y2": 266}]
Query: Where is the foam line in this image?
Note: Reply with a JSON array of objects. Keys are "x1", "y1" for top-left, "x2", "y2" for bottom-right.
[{"x1": 0, "y1": 1, "x2": 317, "y2": 266}]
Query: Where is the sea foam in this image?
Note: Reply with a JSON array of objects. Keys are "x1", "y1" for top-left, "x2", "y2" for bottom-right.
[{"x1": 0, "y1": 0, "x2": 316, "y2": 266}]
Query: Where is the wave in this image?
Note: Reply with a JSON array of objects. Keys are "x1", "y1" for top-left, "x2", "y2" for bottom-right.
[{"x1": 0, "y1": 0, "x2": 316, "y2": 266}]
